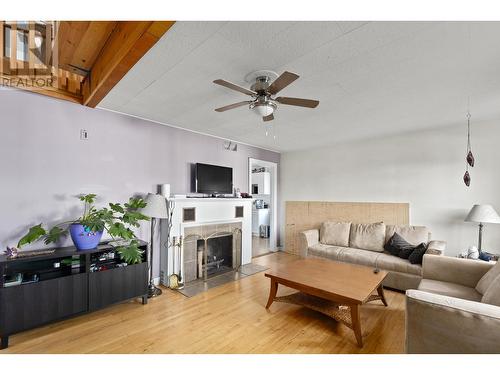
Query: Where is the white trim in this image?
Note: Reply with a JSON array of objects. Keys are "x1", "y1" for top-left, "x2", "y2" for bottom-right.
[
  {"x1": 96, "y1": 106, "x2": 282, "y2": 154},
  {"x1": 248, "y1": 158, "x2": 278, "y2": 253}
]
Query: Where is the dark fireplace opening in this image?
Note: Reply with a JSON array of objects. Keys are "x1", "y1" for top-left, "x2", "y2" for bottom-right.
[{"x1": 197, "y1": 234, "x2": 233, "y2": 277}]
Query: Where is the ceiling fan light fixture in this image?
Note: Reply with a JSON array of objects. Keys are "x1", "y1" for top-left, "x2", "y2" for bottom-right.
[
  {"x1": 250, "y1": 101, "x2": 277, "y2": 117},
  {"x1": 253, "y1": 103, "x2": 274, "y2": 117}
]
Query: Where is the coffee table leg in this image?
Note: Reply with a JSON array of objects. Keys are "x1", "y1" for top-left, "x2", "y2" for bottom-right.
[
  {"x1": 377, "y1": 285, "x2": 388, "y2": 306},
  {"x1": 350, "y1": 305, "x2": 363, "y2": 347},
  {"x1": 266, "y1": 279, "x2": 279, "y2": 309}
]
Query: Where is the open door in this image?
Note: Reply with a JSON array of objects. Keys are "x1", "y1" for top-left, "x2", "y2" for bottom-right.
[{"x1": 248, "y1": 158, "x2": 278, "y2": 257}]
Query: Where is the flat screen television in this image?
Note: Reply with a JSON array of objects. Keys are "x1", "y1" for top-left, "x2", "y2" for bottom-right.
[{"x1": 195, "y1": 163, "x2": 233, "y2": 195}]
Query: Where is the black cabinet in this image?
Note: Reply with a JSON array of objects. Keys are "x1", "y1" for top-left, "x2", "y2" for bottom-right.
[
  {"x1": 0, "y1": 242, "x2": 148, "y2": 349},
  {"x1": 89, "y1": 262, "x2": 148, "y2": 311},
  {"x1": 0, "y1": 273, "x2": 87, "y2": 335}
]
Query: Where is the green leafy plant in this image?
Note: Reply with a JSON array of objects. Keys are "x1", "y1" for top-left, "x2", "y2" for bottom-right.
[{"x1": 17, "y1": 194, "x2": 150, "y2": 264}]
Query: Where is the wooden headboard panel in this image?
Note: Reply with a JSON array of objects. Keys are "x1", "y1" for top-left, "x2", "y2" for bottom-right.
[{"x1": 285, "y1": 201, "x2": 409, "y2": 255}]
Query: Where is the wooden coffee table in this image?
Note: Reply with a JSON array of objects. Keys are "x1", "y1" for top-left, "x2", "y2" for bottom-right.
[{"x1": 264, "y1": 258, "x2": 388, "y2": 347}]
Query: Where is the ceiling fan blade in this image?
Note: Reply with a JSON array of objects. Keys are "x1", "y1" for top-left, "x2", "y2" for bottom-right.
[
  {"x1": 276, "y1": 97, "x2": 319, "y2": 108},
  {"x1": 267, "y1": 71, "x2": 299, "y2": 95},
  {"x1": 263, "y1": 113, "x2": 274, "y2": 122},
  {"x1": 213, "y1": 79, "x2": 257, "y2": 96},
  {"x1": 214, "y1": 101, "x2": 252, "y2": 112}
]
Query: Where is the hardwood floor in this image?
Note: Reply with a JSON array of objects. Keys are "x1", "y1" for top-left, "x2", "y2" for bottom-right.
[
  {"x1": 2, "y1": 252, "x2": 405, "y2": 354},
  {"x1": 252, "y1": 235, "x2": 272, "y2": 257}
]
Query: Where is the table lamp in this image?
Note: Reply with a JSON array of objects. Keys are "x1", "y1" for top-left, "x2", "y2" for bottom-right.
[
  {"x1": 141, "y1": 193, "x2": 168, "y2": 298},
  {"x1": 465, "y1": 204, "x2": 500, "y2": 252}
]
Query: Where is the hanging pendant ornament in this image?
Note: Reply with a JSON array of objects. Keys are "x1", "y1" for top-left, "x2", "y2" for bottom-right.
[
  {"x1": 467, "y1": 150, "x2": 475, "y2": 167},
  {"x1": 463, "y1": 170, "x2": 471, "y2": 187},
  {"x1": 463, "y1": 112, "x2": 474, "y2": 187},
  {"x1": 463, "y1": 26, "x2": 474, "y2": 187}
]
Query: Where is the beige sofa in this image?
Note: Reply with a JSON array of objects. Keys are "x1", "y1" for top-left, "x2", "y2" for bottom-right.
[
  {"x1": 406, "y1": 254, "x2": 500, "y2": 353},
  {"x1": 298, "y1": 222, "x2": 446, "y2": 290}
]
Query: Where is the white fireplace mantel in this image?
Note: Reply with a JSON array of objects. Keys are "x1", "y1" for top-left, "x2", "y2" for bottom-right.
[{"x1": 159, "y1": 198, "x2": 253, "y2": 286}]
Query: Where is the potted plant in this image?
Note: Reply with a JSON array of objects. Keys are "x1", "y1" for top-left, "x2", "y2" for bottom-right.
[{"x1": 16, "y1": 194, "x2": 150, "y2": 264}]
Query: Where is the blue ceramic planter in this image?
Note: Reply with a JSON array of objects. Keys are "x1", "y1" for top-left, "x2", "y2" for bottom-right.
[{"x1": 69, "y1": 223, "x2": 103, "y2": 250}]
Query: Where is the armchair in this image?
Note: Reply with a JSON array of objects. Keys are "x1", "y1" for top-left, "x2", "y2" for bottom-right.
[{"x1": 406, "y1": 254, "x2": 500, "y2": 353}]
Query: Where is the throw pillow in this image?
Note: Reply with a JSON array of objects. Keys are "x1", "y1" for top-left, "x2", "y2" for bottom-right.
[
  {"x1": 408, "y1": 243, "x2": 428, "y2": 264},
  {"x1": 476, "y1": 261, "x2": 500, "y2": 295},
  {"x1": 320, "y1": 222, "x2": 351, "y2": 247},
  {"x1": 481, "y1": 274, "x2": 500, "y2": 307},
  {"x1": 399, "y1": 245, "x2": 415, "y2": 259},
  {"x1": 384, "y1": 232, "x2": 414, "y2": 256}
]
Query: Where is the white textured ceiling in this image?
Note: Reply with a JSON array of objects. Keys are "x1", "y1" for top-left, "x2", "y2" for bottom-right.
[{"x1": 99, "y1": 21, "x2": 500, "y2": 152}]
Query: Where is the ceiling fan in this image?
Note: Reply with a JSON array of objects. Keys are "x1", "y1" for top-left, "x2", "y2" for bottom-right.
[{"x1": 213, "y1": 70, "x2": 319, "y2": 122}]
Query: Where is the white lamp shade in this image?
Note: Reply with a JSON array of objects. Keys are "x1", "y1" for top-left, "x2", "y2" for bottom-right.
[
  {"x1": 140, "y1": 193, "x2": 168, "y2": 219},
  {"x1": 465, "y1": 204, "x2": 500, "y2": 224}
]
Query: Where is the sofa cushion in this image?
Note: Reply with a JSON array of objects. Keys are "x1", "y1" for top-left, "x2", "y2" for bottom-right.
[
  {"x1": 385, "y1": 225, "x2": 429, "y2": 245},
  {"x1": 481, "y1": 274, "x2": 500, "y2": 307},
  {"x1": 337, "y1": 247, "x2": 380, "y2": 268},
  {"x1": 476, "y1": 261, "x2": 500, "y2": 295},
  {"x1": 320, "y1": 222, "x2": 351, "y2": 247},
  {"x1": 376, "y1": 252, "x2": 422, "y2": 276},
  {"x1": 349, "y1": 222, "x2": 386, "y2": 252},
  {"x1": 418, "y1": 279, "x2": 482, "y2": 302},
  {"x1": 308, "y1": 243, "x2": 344, "y2": 261}
]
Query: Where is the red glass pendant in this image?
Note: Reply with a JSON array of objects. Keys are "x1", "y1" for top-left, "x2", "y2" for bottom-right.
[
  {"x1": 463, "y1": 171, "x2": 471, "y2": 186},
  {"x1": 466, "y1": 151, "x2": 475, "y2": 167}
]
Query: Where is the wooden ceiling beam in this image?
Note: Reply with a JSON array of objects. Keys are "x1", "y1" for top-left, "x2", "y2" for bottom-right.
[{"x1": 82, "y1": 21, "x2": 175, "y2": 108}]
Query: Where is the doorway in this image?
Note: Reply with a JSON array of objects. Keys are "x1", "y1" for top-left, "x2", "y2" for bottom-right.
[{"x1": 248, "y1": 158, "x2": 278, "y2": 258}]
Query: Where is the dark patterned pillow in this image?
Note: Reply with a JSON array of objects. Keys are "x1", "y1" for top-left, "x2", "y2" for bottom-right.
[
  {"x1": 399, "y1": 245, "x2": 415, "y2": 259},
  {"x1": 408, "y1": 243, "x2": 428, "y2": 264},
  {"x1": 384, "y1": 232, "x2": 414, "y2": 256}
]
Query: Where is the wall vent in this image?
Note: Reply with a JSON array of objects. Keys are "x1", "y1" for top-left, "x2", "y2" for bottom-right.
[
  {"x1": 183, "y1": 207, "x2": 196, "y2": 222},
  {"x1": 235, "y1": 206, "x2": 244, "y2": 218}
]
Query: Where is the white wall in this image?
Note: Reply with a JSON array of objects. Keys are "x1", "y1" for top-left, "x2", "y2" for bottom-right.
[
  {"x1": 280, "y1": 119, "x2": 500, "y2": 256},
  {"x1": 0, "y1": 89, "x2": 279, "y2": 276}
]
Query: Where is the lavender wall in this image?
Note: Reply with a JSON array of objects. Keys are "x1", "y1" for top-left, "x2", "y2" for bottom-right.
[{"x1": 0, "y1": 89, "x2": 280, "y2": 273}]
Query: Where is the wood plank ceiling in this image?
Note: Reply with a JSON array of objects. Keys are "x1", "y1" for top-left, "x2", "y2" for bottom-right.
[{"x1": 0, "y1": 21, "x2": 175, "y2": 106}]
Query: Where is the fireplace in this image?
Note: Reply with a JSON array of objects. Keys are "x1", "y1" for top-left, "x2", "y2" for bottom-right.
[
  {"x1": 181, "y1": 221, "x2": 242, "y2": 283},
  {"x1": 197, "y1": 234, "x2": 233, "y2": 278}
]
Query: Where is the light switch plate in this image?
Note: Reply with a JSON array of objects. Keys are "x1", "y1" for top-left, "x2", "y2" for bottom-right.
[{"x1": 80, "y1": 129, "x2": 89, "y2": 140}]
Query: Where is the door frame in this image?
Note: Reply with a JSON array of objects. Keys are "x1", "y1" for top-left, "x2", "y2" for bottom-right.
[{"x1": 248, "y1": 157, "x2": 278, "y2": 252}]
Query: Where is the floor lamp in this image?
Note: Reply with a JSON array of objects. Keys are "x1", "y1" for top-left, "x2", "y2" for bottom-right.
[
  {"x1": 465, "y1": 204, "x2": 500, "y2": 252},
  {"x1": 141, "y1": 193, "x2": 168, "y2": 298}
]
